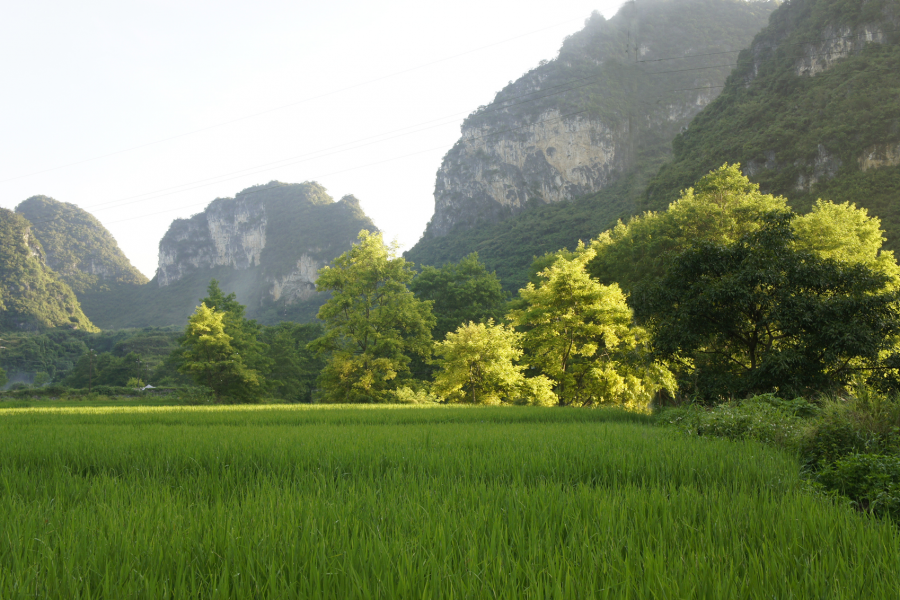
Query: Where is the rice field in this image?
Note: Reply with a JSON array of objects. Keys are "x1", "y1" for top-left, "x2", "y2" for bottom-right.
[{"x1": 1, "y1": 403, "x2": 897, "y2": 598}]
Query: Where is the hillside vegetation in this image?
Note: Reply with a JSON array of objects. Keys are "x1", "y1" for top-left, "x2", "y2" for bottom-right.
[
  {"x1": 0, "y1": 208, "x2": 96, "y2": 333},
  {"x1": 16, "y1": 195, "x2": 148, "y2": 294},
  {"x1": 644, "y1": 0, "x2": 900, "y2": 248},
  {"x1": 407, "y1": 0, "x2": 777, "y2": 288}
]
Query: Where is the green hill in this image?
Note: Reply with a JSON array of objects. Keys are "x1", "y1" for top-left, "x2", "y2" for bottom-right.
[
  {"x1": 85, "y1": 182, "x2": 378, "y2": 329},
  {"x1": 643, "y1": 0, "x2": 900, "y2": 248},
  {"x1": 406, "y1": 0, "x2": 778, "y2": 290},
  {"x1": 0, "y1": 208, "x2": 97, "y2": 332}
]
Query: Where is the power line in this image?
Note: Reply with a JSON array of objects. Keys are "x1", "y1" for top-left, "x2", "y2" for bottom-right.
[
  {"x1": 15, "y1": 25, "x2": 897, "y2": 227},
  {"x1": 22, "y1": 110, "x2": 591, "y2": 228},
  {"x1": 0, "y1": 16, "x2": 590, "y2": 186}
]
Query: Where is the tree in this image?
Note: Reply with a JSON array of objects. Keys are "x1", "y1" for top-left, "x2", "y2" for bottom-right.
[
  {"x1": 432, "y1": 319, "x2": 555, "y2": 405},
  {"x1": 792, "y1": 199, "x2": 900, "y2": 286},
  {"x1": 311, "y1": 231, "x2": 435, "y2": 403},
  {"x1": 589, "y1": 164, "x2": 788, "y2": 293},
  {"x1": 640, "y1": 213, "x2": 900, "y2": 400},
  {"x1": 259, "y1": 322, "x2": 324, "y2": 403},
  {"x1": 0, "y1": 366, "x2": 7, "y2": 389},
  {"x1": 590, "y1": 165, "x2": 900, "y2": 296},
  {"x1": 511, "y1": 244, "x2": 674, "y2": 408},
  {"x1": 199, "y1": 280, "x2": 270, "y2": 375},
  {"x1": 178, "y1": 303, "x2": 262, "y2": 402},
  {"x1": 409, "y1": 253, "x2": 508, "y2": 341}
]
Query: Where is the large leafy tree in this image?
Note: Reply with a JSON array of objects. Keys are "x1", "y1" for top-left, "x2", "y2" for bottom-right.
[
  {"x1": 432, "y1": 319, "x2": 555, "y2": 405},
  {"x1": 640, "y1": 213, "x2": 900, "y2": 400},
  {"x1": 590, "y1": 165, "x2": 900, "y2": 295},
  {"x1": 178, "y1": 303, "x2": 262, "y2": 402},
  {"x1": 511, "y1": 244, "x2": 674, "y2": 408},
  {"x1": 311, "y1": 231, "x2": 435, "y2": 403},
  {"x1": 258, "y1": 322, "x2": 324, "y2": 403},
  {"x1": 409, "y1": 253, "x2": 508, "y2": 341},
  {"x1": 589, "y1": 164, "x2": 787, "y2": 292}
]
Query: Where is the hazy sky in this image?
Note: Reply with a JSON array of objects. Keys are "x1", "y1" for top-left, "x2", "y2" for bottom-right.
[{"x1": 1, "y1": 0, "x2": 627, "y2": 278}]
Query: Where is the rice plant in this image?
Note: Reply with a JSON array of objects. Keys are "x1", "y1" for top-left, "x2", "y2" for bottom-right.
[{"x1": 0, "y1": 405, "x2": 897, "y2": 598}]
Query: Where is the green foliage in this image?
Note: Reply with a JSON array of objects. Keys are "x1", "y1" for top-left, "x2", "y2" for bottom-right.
[
  {"x1": 178, "y1": 303, "x2": 262, "y2": 403},
  {"x1": 409, "y1": 253, "x2": 508, "y2": 341},
  {"x1": 590, "y1": 164, "x2": 790, "y2": 292},
  {"x1": 15, "y1": 195, "x2": 148, "y2": 295},
  {"x1": 432, "y1": 319, "x2": 554, "y2": 405},
  {"x1": 63, "y1": 350, "x2": 147, "y2": 389},
  {"x1": 0, "y1": 366, "x2": 6, "y2": 389},
  {"x1": 815, "y1": 453, "x2": 900, "y2": 521},
  {"x1": 643, "y1": 0, "x2": 900, "y2": 253},
  {"x1": 799, "y1": 395, "x2": 900, "y2": 469},
  {"x1": 512, "y1": 244, "x2": 674, "y2": 409},
  {"x1": 1, "y1": 405, "x2": 899, "y2": 597},
  {"x1": 641, "y1": 212, "x2": 900, "y2": 400},
  {"x1": 0, "y1": 208, "x2": 97, "y2": 332},
  {"x1": 258, "y1": 321, "x2": 324, "y2": 402},
  {"x1": 661, "y1": 396, "x2": 807, "y2": 448},
  {"x1": 312, "y1": 231, "x2": 435, "y2": 403}
]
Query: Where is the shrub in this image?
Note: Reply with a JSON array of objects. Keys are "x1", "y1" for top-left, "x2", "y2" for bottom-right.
[
  {"x1": 658, "y1": 395, "x2": 805, "y2": 448},
  {"x1": 799, "y1": 397, "x2": 899, "y2": 470},
  {"x1": 815, "y1": 453, "x2": 900, "y2": 521},
  {"x1": 391, "y1": 386, "x2": 438, "y2": 404},
  {"x1": 177, "y1": 386, "x2": 215, "y2": 406}
]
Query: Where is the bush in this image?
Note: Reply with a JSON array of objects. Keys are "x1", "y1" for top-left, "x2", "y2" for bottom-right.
[
  {"x1": 390, "y1": 386, "x2": 438, "y2": 404},
  {"x1": 658, "y1": 395, "x2": 805, "y2": 448},
  {"x1": 177, "y1": 386, "x2": 215, "y2": 406},
  {"x1": 799, "y1": 397, "x2": 900, "y2": 470},
  {"x1": 815, "y1": 453, "x2": 900, "y2": 521}
]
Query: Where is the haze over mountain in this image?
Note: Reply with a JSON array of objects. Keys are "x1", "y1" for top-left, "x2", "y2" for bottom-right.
[
  {"x1": 80, "y1": 182, "x2": 378, "y2": 329},
  {"x1": 406, "y1": 0, "x2": 778, "y2": 288}
]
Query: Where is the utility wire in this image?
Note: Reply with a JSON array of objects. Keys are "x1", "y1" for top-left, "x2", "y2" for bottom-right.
[
  {"x1": 15, "y1": 27, "x2": 897, "y2": 226},
  {"x1": 0, "y1": 16, "x2": 590, "y2": 185},
  {"x1": 22, "y1": 110, "x2": 590, "y2": 228}
]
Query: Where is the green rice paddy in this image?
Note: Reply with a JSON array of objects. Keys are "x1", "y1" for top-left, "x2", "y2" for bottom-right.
[{"x1": 1, "y1": 404, "x2": 897, "y2": 598}]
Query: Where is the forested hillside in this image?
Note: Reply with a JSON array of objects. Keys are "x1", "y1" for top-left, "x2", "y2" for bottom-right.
[
  {"x1": 407, "y1": 0, "x2": 778, "y2": 289},
  {"x1": 644, "y1": 0, "x2": 900, "y2": 248},
  {"x1": 0, "y1": 208, "x2": 96, "y2": 332}
]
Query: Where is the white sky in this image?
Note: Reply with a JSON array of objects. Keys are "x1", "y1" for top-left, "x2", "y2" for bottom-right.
[{"x1": 1, "y1": 0, "x2": 627, "y2": 278}]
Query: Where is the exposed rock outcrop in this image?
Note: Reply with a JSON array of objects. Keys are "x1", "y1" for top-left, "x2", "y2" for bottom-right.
[
  {"x1": 157, "y1": 197, "x2": 267, "y2": 287},
  {"x1": 421, "y1": 0, "x2": 778, "y2": 239}
]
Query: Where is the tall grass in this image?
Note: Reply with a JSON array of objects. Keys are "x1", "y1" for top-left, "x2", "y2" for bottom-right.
[{"x1": 0, "y1": 405, "x2": 897, "y2": 598}]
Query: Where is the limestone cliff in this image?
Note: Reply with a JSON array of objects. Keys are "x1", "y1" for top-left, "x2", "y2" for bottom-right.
[
  {"x1": 422, "y1": 0, "x2": 778, "y2": 239},
  {"x1": 83, "y1": 181, "x2": 378, "y2": 329}
]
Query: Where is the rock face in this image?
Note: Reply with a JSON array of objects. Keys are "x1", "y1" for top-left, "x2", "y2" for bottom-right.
[
  {"x1": 157, "y1": 197, "x2": 267, "y2": 287},
  {"x1": 143, "y1": 181, "x2": 376, "y2": 326},
  {"x1": 15, "y1": 196, "x2": 149, "y2": 294},
  {"x1": 643, "y1": 0, "x2": 900, "y2": 252},
  {"x1": 422, "y1": 0, "x2": 778, "y2": 239}
]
